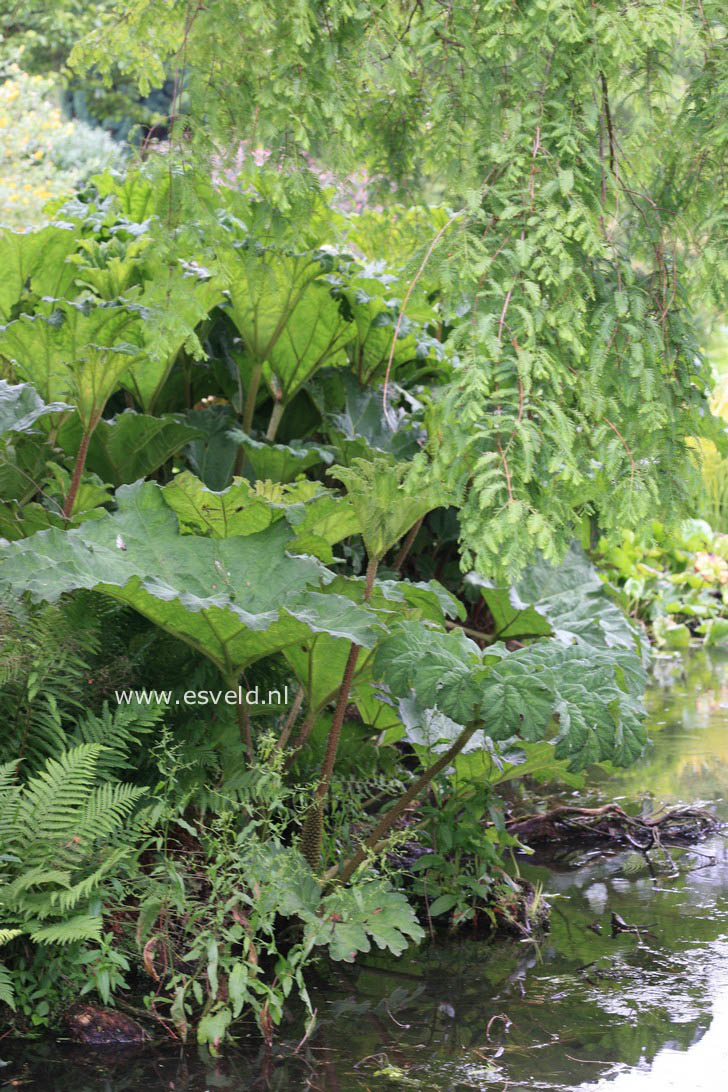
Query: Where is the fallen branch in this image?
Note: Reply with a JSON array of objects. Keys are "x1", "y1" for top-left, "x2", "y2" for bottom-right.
[{"x1": 505, "y1": 802, "x2": 718, "y2": 845}]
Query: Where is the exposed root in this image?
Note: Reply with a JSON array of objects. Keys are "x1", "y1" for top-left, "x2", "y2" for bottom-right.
[{"x1": 505, "y1": 802, "x2": 719, "y2": 847}]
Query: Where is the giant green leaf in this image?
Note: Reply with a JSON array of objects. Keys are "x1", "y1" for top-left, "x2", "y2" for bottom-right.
[
  {"x1": 162, "y1": 471, "x2": 361, "y2": 567},
  {"x1": 161, "y1": 470, "x2": 320, "y2": 538},
  {"x1": 0, "y1": 225, "x2": 79, "y2": 322},
  {"x1": 326, "y1": 373, "x2": 422, "y2": 462},
  {"x1": 0, "y1": 302, "x2": 141, "y2": 429},
  {"x1": 282, "y1": 575, "x2": 456, "y2": 715},
  {"x1": 0, "y1": 480, "x2": 384, "y2": 679},
  {"x1": 481, "y1": 638, "x2": 648, "y2": 769},
  {"x1": 479, "y1": 542, "x2": 643, "y2": 655},
  {"x1": 285, "y1": 492, "x2": 359, "y2": 561},
  {"x1": 227, "y1": 430, "x2": 333, "y2": 483},
  {"x1": 331, "y1": 456, "x2": 449, "y2": 562},
  {"x1": 261, "y1": 277, "x2": 353, "y2": 402},
  {"x1": 184, "y1": 405, "x2": 240, "y2": 490},
  {"x1": 479, "y1": 647, "x2": 560, "y2": 742},
  {"x1": 338, "y1": 268, "x2": 425, "y2": 385},
  {"x1": 57, "y1": 411, "x2": 203, "y2": 486},
  {"x1": 125, "y1": 263, "x2": 225, "y2": 412},
  {"x1": 372, "y1": 621, "x2": 485, "y2": 724},
  {"x1": 373, "y1": 617, "x2": 647, "y2": 770},
  {"x1": 93, "y1": 169, "x2": 173, "y2": 224},
  {"x1": 70, "y1": 234, "x2": 150, "y2": 300},
  {"x1": 224, "y1": 248, "x2": 354, "y2": 404}
]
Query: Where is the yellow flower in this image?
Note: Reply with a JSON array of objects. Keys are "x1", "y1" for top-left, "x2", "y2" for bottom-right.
[{"x1": 33, "y1": 149, "x2": 43, "y2": 160}]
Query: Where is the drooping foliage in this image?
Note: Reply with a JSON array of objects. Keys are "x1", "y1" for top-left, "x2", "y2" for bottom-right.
[{"x1": 64, "y1": 0, "x2": 728, "y2": 574}]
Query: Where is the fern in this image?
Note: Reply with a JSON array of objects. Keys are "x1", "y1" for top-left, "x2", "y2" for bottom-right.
[
  {"x1": 0, "y1": 960, "x2": 15, "y2": 1009},
  {"x1": 0, "y1": 744, "x2": 144, "y2": 950},
  {"x1": 29, "y1": 916, "x2": 105, "y2": 946},
  {"x1": 67, "y1": 701, "x2": 164, "y2": 779},
  {"x1": 0, "y1": 596, "x2": 101, "y2": 772}
]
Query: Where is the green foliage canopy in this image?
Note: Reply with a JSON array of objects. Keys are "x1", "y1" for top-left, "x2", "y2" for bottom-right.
[{"x1": 64, "y1": 0, "x2": 728, "y2": 576}]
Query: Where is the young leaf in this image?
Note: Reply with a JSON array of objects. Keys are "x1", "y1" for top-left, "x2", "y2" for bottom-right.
[
  {"x1": 304, "y1": 879, "x2": 424, "y2": 962},
  {"x1": 330, "y1": 456, "x2": 448, "y2": 562}
]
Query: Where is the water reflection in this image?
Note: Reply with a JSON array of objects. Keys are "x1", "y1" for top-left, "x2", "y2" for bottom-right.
[{"x1": 305, "y1": 648, "x2": 728, "y2": 1089}]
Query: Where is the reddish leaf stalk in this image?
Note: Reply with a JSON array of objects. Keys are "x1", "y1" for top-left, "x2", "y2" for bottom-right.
[
  {"x1": 330, "y1": 718, "x2": 482, "y2": 887},
  {"x1": 63, "y1": 428, "x2": 92, "y2": 519},
  {"x1": 315, "y1": 557, "x2": 378, "y2": 800}
]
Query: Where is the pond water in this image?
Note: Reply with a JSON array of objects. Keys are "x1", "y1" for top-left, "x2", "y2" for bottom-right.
[{"x1": 4, "y1": 650, "x2": 728, "y2": 1090}]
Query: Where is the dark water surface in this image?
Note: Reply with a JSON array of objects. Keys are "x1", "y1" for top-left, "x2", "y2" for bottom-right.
[{"x1": 4, "y1": 651, "x2": 728, "y2": 1091}]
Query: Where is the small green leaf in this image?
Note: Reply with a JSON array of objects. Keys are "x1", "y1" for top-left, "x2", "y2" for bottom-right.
[
  {"x1": 197, "y1": 1006, "x2": 232, "y2": 1052},
  {"x1": 228, "y1": 962, "x2": 249, "y2": 1018},
  {"x1": 428, "y1": 893, "x2": 458, "y2": 916}
]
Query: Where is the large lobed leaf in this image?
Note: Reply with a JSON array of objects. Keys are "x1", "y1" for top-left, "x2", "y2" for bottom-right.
[
  {"x1": 160, "y1": 471, "x2": 359, "y2": 563},
  {"x1": 57, "y1": 411, "x2": 203, "y2": 486},
  {"x1": 225, "y1": 249, "x2": 354, "y2": 403},
  {"x1": 0, "y1": 225, "x2": 79, "y2": 322},
  {"x1": 125, "y1": 263, "x2": 226, "y2": 413},
  {"x1": 0, "y1": 301, "x2": 142, "y2": 429},
  {"x1": 283, "y1": 574, "x2": 461, "y2": 716},
  {"x1": 304, "y1": 879, "x2": 424, "y2": 962},
  {"x1": 479, "y1": 541, "x2": 645, "y2": 657},
  {"x1": 227, "y1": 431, "x2": 334, "y2": 483},
  {"x1": 373, "y1": 602, "x2": 648, "y2": 771},
  {"x1": 0, "y1": 479, "x2": 384, "y2": 678},
  {"x1": 330, "y1": 456, "x2": 450, "y2": 562},
  {"x1": 237, "y1": 842, "x2": 423, "y2": 963}
]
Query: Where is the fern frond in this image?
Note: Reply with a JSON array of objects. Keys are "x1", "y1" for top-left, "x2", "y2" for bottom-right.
[
  {"x1": 0, "y1": 960, "x2": 15, "y2": 1009},
  {"x1": 28, "y1": 914, "x2": 103, "y2": 945},
  {"x1": 52, "y1": 848, "x2": 130, "y2": 913},
  {"x1": 68, "y1": 700, "x2": 163, "y2": 778},
  {"x1": 78, "y1": 782, "x2": 145, "y2": 839},
  {"x1": 15, "y1": 744, "x2": 102, "y2": 857},
  {"x1": 0, "y1": 744, "x2": 143, "y2": 935},
  {"x1": 1, "y1": 867, "x2": 72, "y2": 903},
  {"x1": 0, "y1": 596, "x2": 102, "y2": 772}
]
